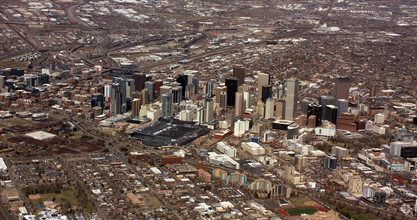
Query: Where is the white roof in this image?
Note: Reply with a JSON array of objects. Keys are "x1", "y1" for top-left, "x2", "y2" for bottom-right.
[{"x1": 25, "y1": 131, "x2": 56, "y2": 141}]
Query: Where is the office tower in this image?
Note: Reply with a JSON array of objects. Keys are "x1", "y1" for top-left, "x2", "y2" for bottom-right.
[
  {"x1": 154, "y1": 80, "x2": 163, "y2": 95},
  {"x1": 133, "y1": 73, "x2": 145, "y2": 91},
  {"x1": 172, "y1": 86, "x2": 182, "y2": 103},
  {"x1": 337, "y1": 99, "x2": 348, "y2": 116},
  {"x1": 370, "y1": 84, "x2": 378, "y2": 97},
  {"x1": 265, "y1": 98, "x2": 275, "y2": 119},
  {"x1": 243, "y1": 91, "x2": 251, "y2": 109},
  {"x1": 162, "y1": 93, "x2": 173, "y2": 118},
  {"x1": 319, "y1": 95, "x2": 335, "y2": 120},
  {"x1": 300, "y1": 98, "x2": 317, "y2": 115},
  {"x1": 145, "y1": 81, "x2": 155, "y2": 102},
  {"x1": 160, "y1": 85, "x2": 172, "y2": 96},
  {"x1": 205, "y1": 98, "x2": 214, "y2": 123},
  {"x1": 113, "y1": 77, "x2": 127, "y2": 112},
  {"x1": 110, "y1": 83, "x2": 122, "y2": 115},
  {"x1": 126, "y1": 79, "x2": 135, "y2": 99},
  {"x1": 192, "y1": 77, "x2": 199, "y2": 94},
  {"x1": 225, "y1": 78, "x2": 238, "y2": 106},
  {"x1": 185, "y1": 84, "x2": 195, "y2": 99},
  {"x1": 277, "y1": 81, "x2": 285, "y2": 99},
  {"x1": 235, "y1": 92, "x2": 244, "y2": 117},
  {"x1": 307, "y1": 103, "x2": 322, "y2": 127},
  {"x1": 261, "y1": 85, "x2": 272, "y2": 103},
  {"x1": 91, "y1": 93, "x2": 104, "y2": 108},
  {"x1": 325, "y1": 105, "x2": 338, "y2": 124},
  {"x1": 257, "y1": 73, "x2": 270, "y2": 99},
  {"x1": 233, "y1": 66, "x2": 245, "y2": 86},
  {"x1": 337, "y1": 113, "x2": 357, "y2": 132},
  {"x1": 335, "y1": 77, "x2": 350, "y2": 103},
  {"x1": 284, "y1": 78, "x2": 298, "y2": 121},
  {"x1": 176, "y1": 74, "x2": 188, "y2": 99},
  {"x1": 324, "y1": 154, "x2": 337, "y2": 170},
  {"x1": 104, "y1": 85, "x2": 111, "y2": 101},
  {"x1": 196, "y1": 107, "x2": 205, "y2": 125},
  {"x1": 38, "y1": 74, "x2": 49, "y2": 85},
  {"x1": 220, "y1": 91, "x2": 227, "y2": 109},
  {"x1": 256, "y1": 100, "x2": 265, "y2": 117},
  {"x1": 348, "y1": 176, "x2": 363, "y2": 195},
  {"x1": 274, "y1": 99, "x2": 285, "y2": 119},
  {"x1": 215, "y1": 85, "x2": 227, "y2": 104},
  {"x1": 205, "y1": 81, "x2": 213, "y2": 97},
  {"x1": 141, "y1": 89, "x2": 148, "y2": 105},
  {"x1": 132, "y1": 98, "x2": 141, "y2": 117},
  {"x1": 295, "y1": 155, "x2": 307, "y2": 171},
  {"x1": 287, "y1": 124, "x2": 299, "y2": 139}
]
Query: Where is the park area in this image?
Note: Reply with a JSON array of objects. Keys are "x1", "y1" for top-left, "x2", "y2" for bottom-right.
[
  {"x1": 278, "y1": 206, "x2": 327, "y2": 216},
  {"x1": 28, "y1": 188, "x2": 94, "y2": 213}
]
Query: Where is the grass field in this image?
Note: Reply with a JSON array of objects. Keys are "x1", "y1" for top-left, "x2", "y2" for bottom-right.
[
  {"x1": 147, "y1": 196, "x2": 163, "y2": 206},
  {"x1": 336, "y1": 207, "x2": 381, "y2": 220},
  {"x1": 290, "y1": 197, "x2": 317, "y2": 207},
  {"x1": 31, "y1": 189, "x2": 78, "y2": 206},
  {"x1": 286, "y1": 207, "x2": 319, "y2": 215},
  {"x1": 3, "y1": 118, "x2": 29, "y2": 126},
  {"x1": 30, "y1": 189, "x2": 94, "y2": 212}
]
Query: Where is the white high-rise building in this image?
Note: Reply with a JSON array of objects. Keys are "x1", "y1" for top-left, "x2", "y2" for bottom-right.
[
  {"x1": 285, "y1": 78, "x2": 298, "y2": 121},
  {"x1": 217, "y1": 142, "x2": 237, "y2": 158},
  {"x1": 104, "y1": 85, "x2": 111, "y2": 101},
  {"x1": 244, "y1": 91, "x2": 251, "y2": 109},
  {"x1": 205, "y1": 98, "x2": 214, "y2": 123},
  {"x1": 234, "y1": 120, "x2": 249, "y2": 137},
  {"x1": 374, "y1": 113, "x2": 385, "y2": 125},
  {"x1": 265, "y1": 98, "x2": 275, "y2": 119}
]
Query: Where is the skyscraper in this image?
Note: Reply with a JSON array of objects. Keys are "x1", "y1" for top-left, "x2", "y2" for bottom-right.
[
  {"x1": 192, "y1": 77, "x2": 200, "y2": 94},
  {"x1": 261, "y1": 85, "x2": 272, "y2": 103},
  {"x1": 277, "y1": 82, "x2": 285, "y2": 99},
  {"x1": 176, "y1": 74, "x2": 188, "y2": 99},
  {"x1": 337, "y1": 99, "x2": 348, "y2": 116},
  {"x1": 257, "y1": 73, "x2": 270, "y2": 99},
  {"x1": 133, "y1": 73, "x2": 145, "y2": 91},
  {"x1": 225, "y1": 78, "x2": 238, "y2": 107},
  {"x1": 220, "y1": 91, "x2": 227, "y2": 109},
  {"x1": 335, "y1": 77, "x2": 350, "y2": 103},
  {"x1": 215, "y1": 85, "x2": 227, "y2": 104},
  {"x1": 205, "y1": 81, "x2": 213, "y2": 97},
  {"x1": 275, "y1": 99, "x2": 285, "y2": 119},
  {"x1": 325, "y1": 105, "x2": 338, "y2": 124},
  {"x1": 243, "y1": 91, "x2": 251, "y2": 109},
  {"x1": 113, "y1": 77, "x2": 126, "y2": 112},
  {"x1": 285, "y1": 78, "x2": 298, "y2": 121},
  {"x1": 132, "y1": 98, "x2": 141, "y2": 117},
  {"x1": 324, "y1": 154, "x2": 337, "y2": 170},
  {"x1": 110, "y1": 83, "x2": 122, "y2": 116},
  {"x1": 233, "y1": 66, "x2": 245, "y2": 86},
  {"x1": 162, "y1": 93, "x2": 173, "y2": 118},
  {"x1": 235, "y1": 92, "x2": 244, "y2": 117},
  {"x1": 172, "y1": 86, "x2": 182, "y2": 103},
  {"x1": 145, "y1": 81, "x2": 155, "y2": 102},
  {"x1": 319, "y1": 95, "x2": 335, "y2": 120},
  {"x1": 265, "y1": 98, "x2": 275, "y2": 119},
  {"x1": 307, "y1": 103, "x2": 322, "y2": 127},
  {"x1": 126, "y1": 79, "x2": 135, "y2": 99},
  {"x1": 104, "y1": 85, "x2": 111, "y2": 102},
  {"x1": 205, "y1": 98, "x2": 214, "y2": 123},
  {"x1": 91, "y1": 93, "x2": 104, "y2": 108}
]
